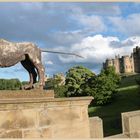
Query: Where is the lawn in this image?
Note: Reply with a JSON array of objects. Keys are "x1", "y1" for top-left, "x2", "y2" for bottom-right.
[
  {"x1": 119, "y1": 73, "x2": 140, "y2": 88},
  {"x1": 88, "y1": 77, "x2": 140, "y2": 137}
]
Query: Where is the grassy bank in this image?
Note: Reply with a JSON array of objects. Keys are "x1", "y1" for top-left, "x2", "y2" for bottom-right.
[
  {"x1": 88, "y1": 75, "x2": 140, "y2": 137},
  {"x1": 119, "y1": 73, "x2": 140, "y2": 88}
]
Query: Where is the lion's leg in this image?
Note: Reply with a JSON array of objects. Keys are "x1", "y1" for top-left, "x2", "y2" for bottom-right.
[
  {"x1": 21, "y1": 59, "x2": 37, "y2": 90},
  {"x1": 32, "y1": 62, "x2": 45, "y2": 90},
  {"x1": 27, "y1": 47, "x2": 45, "y2": 90}
]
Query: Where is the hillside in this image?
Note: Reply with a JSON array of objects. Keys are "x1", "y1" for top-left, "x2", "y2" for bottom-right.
[
  {"x1": 89, "y1": 74, "x2": 140, "y2": 137},
  {"x1": 119, "y1": 73, "x2": 140, "y2": 88}
]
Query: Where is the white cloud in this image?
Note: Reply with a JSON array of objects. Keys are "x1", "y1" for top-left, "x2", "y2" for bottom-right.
[
  {"x1": 46, "y1": 61, "x2": 53, "y2": 65},
  {"x1": 57, "y1": 34, "x2": 140, "y2": 64},
  {"x1": 71, "y1": 8, "x2": 106, "y2": 33},
  {"x1": 109, "y1": 13, "x2": 140, "y2": 35},
  {"x1": 79, "y1": 15, "x2": 106, "y2": 32}
]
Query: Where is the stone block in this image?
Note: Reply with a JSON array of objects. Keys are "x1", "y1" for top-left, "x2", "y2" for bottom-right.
[
  {"x1": 52, "y1": 121, "x2": 90, "y2": 138},
  {"x1": 23, "y1": 129, "x2": 41, "y2": 138},
  {"x1": 0, "y1": 109, "x2": 36, "y2": 129},
  {"x1": 39, "y1": 107, "x2": 82, "y2": 127},
  {"x1": 122, "y1": 110, "x2": 140, "y2": 138},
  {"x1": 0, "y1": 95, "x2": 93, "y2": 138},
  {"x1": 89, "y1": 117, "x2": 103, "y2": 138},
  {"x1": 0, "y1": 130, "x2": 22, "y2": 138},
  {"x1": 41, "y1": 127, "x2": 52, "y2": 138}
]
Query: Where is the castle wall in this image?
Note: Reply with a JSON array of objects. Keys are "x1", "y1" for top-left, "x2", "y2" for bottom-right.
[
  {"x1": 133, "y1": 47, "x2": 140, "y2": 73},
  {"x1": 103, "y1": 46, "x2": 140, "y2": 74},
  {"x1": 113, "y1": 58, "x2": 120, "y2": 74},
  {"x1": 122, "y1": 56, "x2": 134, "y2": 73}
]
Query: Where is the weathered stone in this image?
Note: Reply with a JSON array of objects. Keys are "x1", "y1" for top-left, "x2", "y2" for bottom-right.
[
  {"x1": 0, "y1": 96, "x2": 93, "y2": 138},
  {"x1": 89, "y1": 117, "x2": 103, "y2": 138},
  {"x1": 122, "y1": 110, "x2": 140, "y2": 138},
  {"x1": 23, "y1": 129, "x2": 41, "y2": 138},
  {"x1": 0, "y1": 130, "x2": 22, "y2": 138},
  {"x1": 39, "y1": 107, "x2": 82, "y2": 126},
  {"x1": 52, "y1": 121, "x2": 90, "y2": 138},
  {"x1": 0, "y1": 90, "x2": 54, "y2": 98},
  {"x1": 0, "y1": 39, "x2": 46, "y2": 90},
  {"x1": 41, "y1": 127, "x2": 52, "y2": 138},
  {"x1": 0, "y1": 109, "x2": 36, "y2": 129}
]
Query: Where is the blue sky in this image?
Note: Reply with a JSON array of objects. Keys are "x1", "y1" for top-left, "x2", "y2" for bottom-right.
[{"x1": 0, "y1": 2, "x2": 140, "y2": 81}]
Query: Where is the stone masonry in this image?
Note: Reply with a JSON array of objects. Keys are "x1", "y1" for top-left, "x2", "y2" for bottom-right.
[
  {"x1": 103, "y1": 46, "x2": 140, "y2": 74},
  {"x1": 0, "y1": 91, "x2": 93, "y2": 138}
]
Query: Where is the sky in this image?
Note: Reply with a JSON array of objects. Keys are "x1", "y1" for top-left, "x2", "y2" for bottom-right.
[{"x1": 0, "y1": 2, "x2": 140, "y2": 81}]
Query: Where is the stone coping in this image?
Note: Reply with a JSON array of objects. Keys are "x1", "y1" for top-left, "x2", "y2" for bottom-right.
[
  {"x1": 0, "y1": 96, "x2": 93, "y2": 104},
  {"x1": 0, "y1": 90, "x2": 54, "y2": 99},
  {"x1": 122, "y1": 110, "x2": 140, "y2": 117}
]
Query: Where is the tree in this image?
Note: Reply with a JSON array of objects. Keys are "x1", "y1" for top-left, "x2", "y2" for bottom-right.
[
  {"x1": 54, "y1": 85, "x2": 68, "y2": 98},
  {"x1": 65, "y1": 65, "x2": 95, "y2": 97},
  {"x1": 90, "y1": 66, "x2": 121, "y2": 105},
  {"x1": 0, "y1": 79, "x2": 22, "y2": 90}
]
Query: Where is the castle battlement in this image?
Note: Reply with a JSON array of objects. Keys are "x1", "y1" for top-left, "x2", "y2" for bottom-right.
[{"x1": 103, "y1": 46, "x2": 140, "y2": 74}]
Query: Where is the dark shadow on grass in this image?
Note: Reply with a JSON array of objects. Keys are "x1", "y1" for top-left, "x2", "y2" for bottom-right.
[{"x1": 88, "y1": 87, "x2": 140, "y2": 137}]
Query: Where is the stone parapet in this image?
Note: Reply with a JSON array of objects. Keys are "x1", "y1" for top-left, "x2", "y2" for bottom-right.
[
  {"x1": 89, "y1": 116, "x2": 103, "y2": 138},
  {"x1": 122, "y1": 110, "x2": 140, "y2": 138},
  {"x1": 0, "y1": 92, "x2": 93, "y2": 138}
]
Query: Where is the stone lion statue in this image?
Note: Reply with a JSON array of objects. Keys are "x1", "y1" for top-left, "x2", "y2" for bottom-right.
[{"x1": 0, "y1": 39, "x2": 45, "y2": 90}]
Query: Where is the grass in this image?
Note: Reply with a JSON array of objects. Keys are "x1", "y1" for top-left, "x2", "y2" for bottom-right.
[
  {"x1": 119, "y1": 73, "x2": 140, "y2": 88},
  {"x1": 88, "y1": 75, "x2": 140, "y2": 137}
]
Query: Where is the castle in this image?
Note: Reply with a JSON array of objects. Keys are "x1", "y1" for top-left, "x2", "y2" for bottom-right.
[{"x1": 103, "y1": 46, "x2": 140, "y2": 74}]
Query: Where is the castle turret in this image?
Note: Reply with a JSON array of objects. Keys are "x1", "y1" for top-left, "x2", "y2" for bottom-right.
[
  {"x1": 133, "y1": 46, "x2": 140, "y2": 73},
  {"x1": 121, "y1": 55, "x2": 134, "y2": 73}
]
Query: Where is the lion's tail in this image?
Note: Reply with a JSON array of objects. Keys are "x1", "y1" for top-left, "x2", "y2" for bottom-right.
[{"x1": 41, "y1": 49, "x2": 84, "y2": 58}]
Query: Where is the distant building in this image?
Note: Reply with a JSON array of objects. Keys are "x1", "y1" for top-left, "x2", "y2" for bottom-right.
[
  {"x1": 53, "y1": 73, "x2": 65, "y2": 86},
  {"x1": 103, "y1": 46, "x2": 140, "y2": 74}
]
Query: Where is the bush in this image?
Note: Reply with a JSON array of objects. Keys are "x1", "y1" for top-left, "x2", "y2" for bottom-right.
[
  {"x1": 54, "y1": 85, "x2": 68, "y2": 97},
  {"x1": 90, "y1": 67, "x2": 121, "y2": 105},
  {"x1": 65, "y1": 65, "x2": 95, "y2": 97},
  {"x1": 0, "y1": 79, "x2": 22, "y2": 90}
]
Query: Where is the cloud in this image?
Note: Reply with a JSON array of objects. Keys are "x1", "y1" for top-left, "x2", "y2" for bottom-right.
[
  {"x1": 67, "y1": 3, "x2": 121, "y2": 16},
  {"x1": 57, "y1": 34, "x2": 140, "y2": 64},
  {"x1": 46, "y1": 61, "x2": 53, "y2": 65},
  {"x1": 109, "y1": 13, "x2": 140, "y2": 36},
  {"x1": 0, "y1": 2, "x2": 140, "y2": 80},
  {"x1": 0, "y1": 2, "x2": 120, "y2": 48},
  {"x1": 71, "y1": 7, "x2": 107, "y2": 34}
]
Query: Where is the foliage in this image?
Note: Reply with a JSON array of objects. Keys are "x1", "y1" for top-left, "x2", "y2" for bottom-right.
[
  {"x1": 0, "y1": 79, "x2": 22, "y2": 90},
  {"x1": 22, "y1": 81, "x2": 28, "y2": 86},
  {"x1": 90, "y1": 66, "x2": 121, "y2": 105},
  {"x1": 45, "y1": 76, "x2": 63, "y2": 90},
  {"x1": 89, "y1": 85, "x2": 140, "y2": 136},
  {"x1": 65, "y1": 65, "x2": 95, "y2": 97},
  {"x1": 120, "y1": 74, "x2": 140, "y2": 88},
  {"x1": 54, "y1": 85, "x2": 68, "y2": 98},
  {"x1": 45, "y1": 74, "x2": 66, "y2": 97},
  {"x1": 65, "y1": 66, "x2": 120, "y2": 105}
]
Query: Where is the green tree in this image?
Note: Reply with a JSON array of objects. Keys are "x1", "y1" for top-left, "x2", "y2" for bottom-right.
[
  {"x1": 90, "y1": 66, "x2": 121, "y2": 105},
  {"x1": 54, "y1": 85, "x2": 68, "y2": 98},
  {"x1": 65, "y1": 65, "x2": 95, "y2": 97},
  {"x1": 45, "y1": 77, "x2": 63, "y2": 90},
  {"x1": 0, "y1": 79, "x2": 22, "y2": 90}
]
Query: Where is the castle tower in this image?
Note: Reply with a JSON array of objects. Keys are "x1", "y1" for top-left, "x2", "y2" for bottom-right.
[
  {"x1": 103, "y1": 57, "x2": 120, "y2": 74},
  {"x1": 103, "y1": 59, "x2": 113, "y2": 69},
  {"x1": 113, "y1": 55, "x2": 120, "y2": 74},
  {"x1": 130, "y1": 53, "x2": 135, "y2": 73},
  {"x1": 133, "y1": 46, "x2": 140, "y2": 73},
  {"x1": 121, "y1": 55, "x2": 134, "y2": 73}
]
